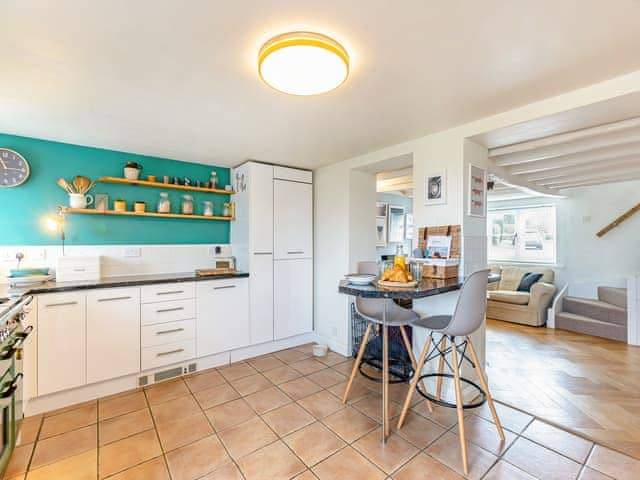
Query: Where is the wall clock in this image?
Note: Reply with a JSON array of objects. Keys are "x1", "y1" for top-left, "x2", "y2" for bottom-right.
[{"x1": 0, "y1": 148, "x2": 30, "y2": 187}]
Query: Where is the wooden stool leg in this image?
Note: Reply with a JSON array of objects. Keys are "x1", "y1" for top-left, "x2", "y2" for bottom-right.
[
  {"x1": 451, "y1": 337, "x2": 468, "y2": 476},
  {"x1": 399, "y1": 326, "x2": 433, "y2": 413},
  {"x1": 382, "y1": 325, "x2": 390, "y2": 440},
  {"x1": 466, "y1": 336, "x2": 505, "y2": 441},
  {"x1": 343, "y1": 322, "x2": 373, "y2": 404},
  {"x1": 397, "y1": 332, "x2": 432, "y2": 429},
  {"x1": 436, "y1": 335, "x2": 447, "y2": 400}
]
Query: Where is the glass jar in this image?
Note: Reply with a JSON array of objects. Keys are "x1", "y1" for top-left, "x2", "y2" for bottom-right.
[
  {"x1": 209, "y1": 171, "x2": 218, "y2": 190},
  {"x1": 222, "y1": 202, "x2": 231, "y2": 217},
  {"x1": 181, "y1": 195, "x2": 194, "y2": 215},
  {"x1": 157, "y1": 192, "x2": 170, "y2": 213},
  {"x1": 203, "y1": 201, "x2": 214, "y2": 217},
  {"x1": 393, "y1": 244, "x2": 406, "y2": 270}
]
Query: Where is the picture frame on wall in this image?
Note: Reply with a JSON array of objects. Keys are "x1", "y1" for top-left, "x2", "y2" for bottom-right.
[
  {"x1": 425, "y1": 171, "x2": 446, "y2": 205},
  {"x1": 95, "y1": 193, "x2": 109, "y2": 212},
  {"x1": 376, "y1": 202, "x2": 389, "y2": 246},
  {"x1": 405, "y1": 213, "x2": 413, "y2": 240},
  {"x1": 468, "y1": 164, "x2": 486, "y2": 218}
]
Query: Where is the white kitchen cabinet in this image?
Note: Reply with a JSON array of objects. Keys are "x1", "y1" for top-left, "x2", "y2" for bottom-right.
[
  {"x1": 250, "y1": 252, "x2": 274, "y2": 344},
  {"x1": 249, "y1": 163, "x2": 274, "y2": 255},
  {"x1": 274, "y1": 179, "x2": 313, "y2": 260},
  {"x1": 196, "y1": 278, "x2": 250, "y2": 357},
  {"x1": 141, "y1": 339, "x2": 196, "y2": 371},
  {"x1": 274, "y1": 259, "x2": 313, "y2": 339},
  {"x1": 141, "y1": 298, "x2": 196, "y2": 326},
  {"x1": 86, "y1": 287, "x2": 140, "y2": 384},
  {"x1": 37, "y1": 292, "x2": 86, "y2": 396},
  {"x1": 141, "y1": 282, "x2": 195, "y2": 304}
]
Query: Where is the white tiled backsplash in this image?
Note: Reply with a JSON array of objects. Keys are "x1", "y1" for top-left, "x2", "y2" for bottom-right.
[{"x1": 0, "y1": 244, "x2": 232, "y2": 283}]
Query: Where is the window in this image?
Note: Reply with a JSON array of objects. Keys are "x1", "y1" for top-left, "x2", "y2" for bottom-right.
[{"x1": 488, "y1": 205, "x2": 556, "y2": 264}]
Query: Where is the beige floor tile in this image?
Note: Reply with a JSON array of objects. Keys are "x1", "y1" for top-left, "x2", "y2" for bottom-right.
[
  {"x1": 99, "y1": 391, "x2": 148, "y2": 420},
  {"x1": 298, "y1": 390, "x2": 345, "y2": 419},
  {"x1": 262, "y1": 402, "x2": 315, "y2": 437},
  {"x1": 205, "y1": 398, "x2": 257, "y2": 431},
  {"x1": 312, "y1": 446, "x2": 385, "y2": 480},
  {"x1": 327, "y1": 379, "x2": 371, "y2": 404},
  {"x1": 411, "y1": 402, "x2": 459, "y2": 428},
  {"x1": 483, "y1": 460, "x2": 537, "y2": 480},
  {"x1": 273, "y1": 349, "x2": 310, "y2": 364},
  {"x1": 39, "y1": 402, "x2": 97, "y2": 439},
  {"x1": 330, "y1": 360, "x2": 356, "y2": 377},
  {"x1": 4, "y1": 443, "x2": 34, "y2": 478},
  {"x1": 471, "y1": 402, "x2": 533, "y2": 433},
  {"x1": 98, "y1": 429, "x2": 162, "y2": 478},
  {"x1": 193, "y1": 383, "x2": 240, "y2": 410},
  {"x1": 293, "y1": 470, "x2": 318, "y2": 480},
  {"x1": 30, "y1": 424, "x2": 97, "y2": 469},
  {"x1": 247, "y1": 354, "x2": 287, "y2": 372},
  {"x1": 316, "y1": 351, "x2": 349, "y2": 367},
  {"x1": 578, "y1": 466, "x2": 614, "y2": 479},
  {"x1": 503, "y1": 437, "x2": 582, "y2": 480},
  {"x1": 44, "y1": 399, "x2": 96, "y2": 418},
  {"x1": 25, "y1": 449, "x2": 96, "y2": 480},
  {"x1": 352, "y1": 394, "x2": 400, "y2": 423},
  {"x1": 144, "y1": 379, "x2": 190, "y2": 406},
  {"x1": 184, "y1": 369, "x2": 226, "y2": 393},
  {"x1": 393, "y1": 453, "x2": 464, "y2": 480},
  {"x1": 156, "y1": 411, "x2": 214, "y2": 452},
  {"x1": 198, "y1": 460, "x2": 244, "y2": 479},
  {"x1": 238, "y1": 440, "x2": 306, "y2": 480},
  {"x1": 523, "y1": 419, "x2": 594, "y2": 463},
  {"x1": 294, "y1": 343, "x2": 317, "y2": 355},
  {"x1": 393, "y1": 412, "x2": 446, "y2": 449},
  {"x1": 16, "y1": 419, "x2": 41, "y2": 447},
  {"x1": 352, "y1": 428, "x2": 418, "y2": 474},
  {"x1": 165, "y1": 435, "x2": 230, "y2": 480},
  {"x1": 229, "y1": 373, "x2": 274, "y2": 396},
  {"x1": 263, "y1": 365, "x2": 302, "y2": 384},
  {"x1": 284, "y1": 422, "x2": 346, "y2": 467},
  {"x1": 290, "y1": 358, "x2": 326, "y2": 376},
  {"x1": 426, "y1": 431, "x2": 498, "y2": 480},
  {"x1": 217, "y1": 416, "x2": 278, "y2": 459},
  {"x1": 306, "y1": 368, "x2": 346, "y2": 388},
  {"x1": 99, "y1": 408, "x2": 154, "y2": 446},
  {"x1": 244, "y1": 386, "x2": 292, "y2": 414},
  {"x1": 587, "y1": 444, "x2": 640, "y2": 480},
  {"x1": 106, "y1": 456, "x2": 170, "y2": 480},
  {"x1": 279, "y1": 376, "x2": 324, "y2": 400},
  {"x1": 150, "y1": 394, "x2": 202, "y2": 425},
  {"x1": 458, "y1": 414, "x2": 517, "y2": 456},
  {"x1": 322, "y1": 407, "x2": 378, "y2": 443},
  {"x1": 219, "y1": 362, "x2": 258, "y2": 381}
]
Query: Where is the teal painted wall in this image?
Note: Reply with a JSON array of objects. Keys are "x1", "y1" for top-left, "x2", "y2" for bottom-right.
[{"x1": 0, "y1": 133, "x2": 231, "y2": 245}]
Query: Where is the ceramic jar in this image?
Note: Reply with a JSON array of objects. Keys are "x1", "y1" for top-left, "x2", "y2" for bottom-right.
[{"x1": 157, "y1": 192, "x2": 171, "y2": 213}]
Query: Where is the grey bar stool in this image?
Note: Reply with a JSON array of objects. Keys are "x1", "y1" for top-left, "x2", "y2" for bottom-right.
[
  {"x1": 396, "y1": 269, "x2": 504, "y2": 475},
  {"x1": 343, "y1": 261, "x2": 433, "y2": 442}
]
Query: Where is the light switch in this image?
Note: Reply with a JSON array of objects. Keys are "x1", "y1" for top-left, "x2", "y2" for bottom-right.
[{"x1": 124, "y1": 247, "x2": 142, "y2": 257}]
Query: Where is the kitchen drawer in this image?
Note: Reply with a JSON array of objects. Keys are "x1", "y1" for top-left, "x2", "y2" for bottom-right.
[
  {"x1": 141, "y1": 282, "x2": 195, "y2": 303},
  {"x1": 141, "y1": 298, "x2": 196, "y2": 326},
  {"x1": 141, "y1": 319, "x2": 195, "y2": 348},
  {"x1": 141, "y1": 339, "x2": 196, "y2": 371},
  {"x1": 273, "y1": 166, "x2": 312, "y2": 184}
]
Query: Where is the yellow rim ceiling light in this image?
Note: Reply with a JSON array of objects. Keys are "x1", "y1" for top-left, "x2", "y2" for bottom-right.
[{"x1": 258, "y1": 31, "x2": 349, "y2": 95}]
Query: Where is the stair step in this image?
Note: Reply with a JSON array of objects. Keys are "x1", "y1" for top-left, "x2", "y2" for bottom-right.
[
  {"x1": 556, "y1": 312, "x2": 627, "y2": 342},
  {"x1": 562, "y1": 296, "x2": 627, "y2": 326},
  {"x1": 598, "y1": 286, "x2": 627, "y2": 309}
]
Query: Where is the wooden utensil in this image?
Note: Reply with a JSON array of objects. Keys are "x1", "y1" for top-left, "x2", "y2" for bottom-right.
[{"x1": 56, "y1": 178, "x2": 74, "y2": 193}]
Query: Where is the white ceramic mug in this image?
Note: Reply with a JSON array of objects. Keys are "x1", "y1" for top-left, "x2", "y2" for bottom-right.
[{"x1": 69, "y1": 193, "x2": 94, "y2": 209}]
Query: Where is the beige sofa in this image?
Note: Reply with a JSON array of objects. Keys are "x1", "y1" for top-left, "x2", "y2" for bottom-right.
[{"x1": 487, "y1": 265, "x2": 556, "y2": 327}]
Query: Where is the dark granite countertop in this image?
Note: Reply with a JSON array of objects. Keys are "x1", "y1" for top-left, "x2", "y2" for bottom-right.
[{"x1": 0, "y1": 271, "x2": 249, "y2": 316}]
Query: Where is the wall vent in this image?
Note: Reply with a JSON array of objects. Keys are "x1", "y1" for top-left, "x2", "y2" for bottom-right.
[
  {"x1": 188, "y1": 362, "x2": 197, "y2": 373},
  {"x1": 154, "y1": 366, "x2": 183, "y2": 382},
  {"x1": 138, "y1": 375, "x2": 149, "y2": 387}
]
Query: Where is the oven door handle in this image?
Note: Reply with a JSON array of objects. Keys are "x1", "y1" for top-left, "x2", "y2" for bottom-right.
[
  {"x1": 13, "y1": 325, "x2": 34, "y2": 341},
  {"x1": 0, "y1": 373, "x2": 23, "y2": 399}
]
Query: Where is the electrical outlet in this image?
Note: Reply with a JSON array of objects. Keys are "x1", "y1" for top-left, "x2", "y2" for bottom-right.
[{"x1": 124, "y1": 247, "x2": 142, "y2": 258}]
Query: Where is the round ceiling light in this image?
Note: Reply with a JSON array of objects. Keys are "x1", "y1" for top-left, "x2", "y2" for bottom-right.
[{"x1": 258, "y1": 31, "x2": 349, "y2": 96}]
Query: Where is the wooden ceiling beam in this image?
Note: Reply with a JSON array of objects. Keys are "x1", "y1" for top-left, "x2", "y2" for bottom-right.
[
  {"x1": 552, "y1": 171, "x2": 640, "y2": 189},
  {"x1": 539, "y1": 164, "x2": 640, "y2": 187},
  {"x1": 524, "y1": 155, "x2": 640, "y2": 182}
]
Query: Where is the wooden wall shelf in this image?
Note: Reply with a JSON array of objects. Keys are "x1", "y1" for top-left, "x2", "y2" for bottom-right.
[
  {"x1": 61, "y1": 207, "x2": 234, "y2": 222},
  {"x1": 99, "y1": 176, "x2": 235, "y2": 195}
]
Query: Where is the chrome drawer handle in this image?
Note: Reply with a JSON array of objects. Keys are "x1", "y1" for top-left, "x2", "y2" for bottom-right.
[
  {"x1": 157, "y1": 348, "x2": 184, "y2": 357},
  {"x1": 287, "y1": 251, "x2": 304, "y2": 254},
  {"x1": 253, "y1": 252, "x2": 272, "y2": 255},
  {"x1": 156, "y1": 290, "x2": 184, "y2": 295},
  {"x1": 156, "y1": 307, "x2": 184, "y2": 313},
  {"x1": 45, "y1": 301, "x2": 78, "y2": 307},
  {"x1": 214, "y1": 285, "x2": 236, "y2": 290},
  {"x1": 98, "y1": 296, "x2": 132, "y2": 302},
  {"x1": 156, "y1": 328, "x2": 185, "y2": 335},
  {"x1": 73, "y1": 268, "x2": 86, "y2": 272}
]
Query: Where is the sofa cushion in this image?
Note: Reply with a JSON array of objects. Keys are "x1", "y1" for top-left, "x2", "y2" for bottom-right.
[
  {"x1": 498, "y1": 267, "x2": 526, "y2": 291},
  {"x1": 488, "y1": 290, "x2": 530, "y2": 305},
  {"x1": 517, "y1": 272, "x2": 543, "y2": 292}
]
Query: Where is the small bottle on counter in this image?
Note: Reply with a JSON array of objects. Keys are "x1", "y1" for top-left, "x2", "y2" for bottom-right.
[
  {"x1": 209, "y1": 171, "x2": 218, "y2": 190},
  {"x1": 157, "y1": 192, "x2": 171, "y2": 213}
]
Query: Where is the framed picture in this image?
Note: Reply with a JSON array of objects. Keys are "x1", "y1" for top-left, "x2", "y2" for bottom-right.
[
  {"x1": 427, "y1": 235, "x2": 452, "y2": 259},
  {"x1": 95, "y1": 193, "x2": 109, "y2": 212},
  {"x1": 468, "y1": 164, "x2": 486, "y2": 217},
  {"x1": 388, "y1": 205, "x2": 405, "y2": 242},
  {"x1": 376, "y1": 202, "x2": 388, "y2": 218},
  {"x1": 425, "y1": 171, "x2": 446, "y2": 205},
  {"x1": 376, "y1": 217, "x2": 388, "y2": 246},
  {"x1": 405, "y1": 213, "x2": 413, "y2": 240}
]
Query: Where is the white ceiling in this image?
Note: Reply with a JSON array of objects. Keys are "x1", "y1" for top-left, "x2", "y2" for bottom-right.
[{"x1": 2, "y1": 1, "x2": 640, "y2": 168}]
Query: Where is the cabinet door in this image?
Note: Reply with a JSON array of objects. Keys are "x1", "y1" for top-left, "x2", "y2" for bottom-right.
[
  {"x1": 274, "y1": 259, "x2": 313, "y2": 339},
  {"x1": 22, "y1": 298, "x2": 38, "y2": 403},
  {"x1": 37, "y1": 292, "x2": 86, "y2": 396},
  {"x1": 274, "y1": 180, "x2": 313, "y2": 260},
  {"x1": 250, "y1": 163, "x2": 274, "y2": 254},
  {"x1": 196, "y1": 278, "x2": 250, "y2": 357},
  {"x1": 87, "y1": 287, "x2": 140, "y2": 384},
  {"x1": 250, "y1": 253, "x2": 273, "y2": 344}
]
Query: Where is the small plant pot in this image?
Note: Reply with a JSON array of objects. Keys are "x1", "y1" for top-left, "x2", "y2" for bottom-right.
[
  {"x1": 114, "y1": 200, "x2": 127, "y2": 212},
  {"x1": 134, "y1": 202, "x2": 146, "y2": 213}
]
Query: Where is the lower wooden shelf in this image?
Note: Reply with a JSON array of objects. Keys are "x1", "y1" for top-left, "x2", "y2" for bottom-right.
[{"x1": 61, "y1": 207, "x2": 234, "y2": 221}]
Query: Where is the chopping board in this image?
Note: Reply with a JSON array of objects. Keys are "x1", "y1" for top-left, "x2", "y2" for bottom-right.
[
  {"x1": 376, "y1": 280, "x2": 418, "y2": 288},
  {"x1": 196, "y1": 268, "x2": 237, "y2": 277}
]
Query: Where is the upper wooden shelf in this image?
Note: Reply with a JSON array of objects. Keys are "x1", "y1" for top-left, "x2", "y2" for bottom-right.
[
  {"x1": 99, "y1": 176, "x2": 235, "y2": 195},
  {"x1": 61, "y1": 207, "x2": 234, "y2": 221}
]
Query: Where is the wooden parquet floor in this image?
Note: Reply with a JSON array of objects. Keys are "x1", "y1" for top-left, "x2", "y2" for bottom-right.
[{"x1": 486, "y1": 318, "x2": 640, "y2": 460}]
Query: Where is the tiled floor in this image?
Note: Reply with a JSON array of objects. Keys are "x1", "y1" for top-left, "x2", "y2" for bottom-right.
[{"x1": 5, "y1": 343, "x2": 640, "y2": 479}]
